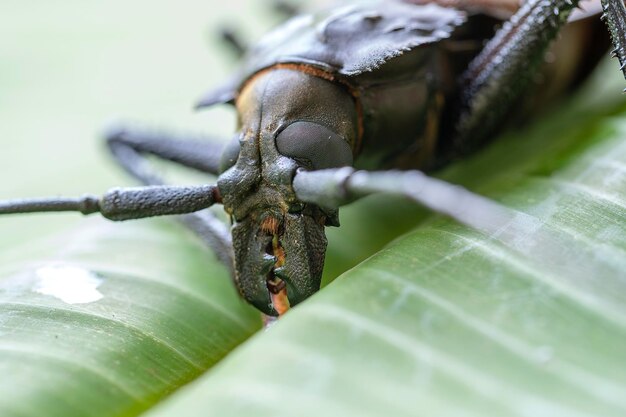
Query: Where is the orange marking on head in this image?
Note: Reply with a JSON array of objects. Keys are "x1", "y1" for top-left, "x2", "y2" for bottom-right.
[
  {"x1": 261, "y1": 216, "x2": 280, "y2": 235},
  {"x1": 270, "y1": 287, "x2": 290, "y2": 316}
]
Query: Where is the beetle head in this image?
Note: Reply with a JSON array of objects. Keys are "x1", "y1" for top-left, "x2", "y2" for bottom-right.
[{"x1": 216, "y1": 68, "x2": 358, "y2": 315}]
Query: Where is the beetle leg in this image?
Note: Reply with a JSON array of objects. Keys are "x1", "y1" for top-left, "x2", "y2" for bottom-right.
[
  {"x1": 451, "y1": 0, "x2": 582, "y2": 154},
  {"x1": 218, "y1": 27, "x2": 247, "y2": 58},
  {"x1": 601, "y1": 0, "x2": 626, "y2": 81},
  {"x1": 216, "y1": 0, "x2": 300, "y2": 59},
  {"x1": 104, "y1": 124, "x2": 234, "y2": 269},
  {"x1": 105, "y1": 124, "x2": 225, "y2": 177}
]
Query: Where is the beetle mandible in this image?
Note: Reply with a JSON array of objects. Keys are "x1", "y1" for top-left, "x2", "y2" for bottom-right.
[{"x1": 1, "y1": 0, "x2": 625, "y2": 317}]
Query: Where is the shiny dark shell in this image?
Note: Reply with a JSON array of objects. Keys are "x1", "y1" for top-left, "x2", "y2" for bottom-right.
[{"x1": 201, "y1": 2, "x2": 466, "y2": 106}]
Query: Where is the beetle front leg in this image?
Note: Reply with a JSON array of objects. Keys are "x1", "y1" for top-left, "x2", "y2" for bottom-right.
[
  {"x1": 451, "y1": 0, "x2": 583, "y2": 153},
  {"x1": 105, "y1": 124, "x2": 226, "y2": 179},
  {"x1": 602, "y1": 0, "x2": 626, "y2": 81}
]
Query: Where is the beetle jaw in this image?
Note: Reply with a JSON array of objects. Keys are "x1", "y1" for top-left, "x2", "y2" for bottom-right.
[{"x1": 230, "y1": 207, "x2": 327, "y2": 316}]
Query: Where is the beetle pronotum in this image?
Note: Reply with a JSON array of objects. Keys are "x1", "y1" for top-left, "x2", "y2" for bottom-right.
[{"x1": 1, "y1": 0, "x2": 625, "y2": 317}]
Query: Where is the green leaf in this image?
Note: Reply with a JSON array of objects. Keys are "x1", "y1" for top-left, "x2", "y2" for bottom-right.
[
  {"x1": 143, "y1": 64, "x2": 626, "y2": 417},
  {"x1": 0, "y1": 218, "x2": 260, "y2": 417}
]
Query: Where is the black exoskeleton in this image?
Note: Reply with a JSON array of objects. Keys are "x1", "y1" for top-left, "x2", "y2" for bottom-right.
[{"x1": 1, "y1": 0, "x2": 625, "y2": 316}]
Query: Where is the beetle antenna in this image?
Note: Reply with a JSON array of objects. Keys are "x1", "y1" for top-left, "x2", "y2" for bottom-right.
[
  {"x1": 0, "y1": 196, "x2": 101, "y2": 216},
  {"x1": 0, "y1": 184, "x2": 220, "y2": 221},
  {"x1": 293, "y1": 168, "x2": 513, "y2": 233},
  {"x1": 293, "y1": 168, "x2": 618, "y2": 304}
]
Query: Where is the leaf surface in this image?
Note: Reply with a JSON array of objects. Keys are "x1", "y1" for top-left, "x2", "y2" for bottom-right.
[{"x1": 0, "y1": 219, "x2": 260, "y2": 417}]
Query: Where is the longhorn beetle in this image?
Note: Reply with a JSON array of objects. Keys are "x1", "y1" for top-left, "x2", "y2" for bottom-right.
[{"x1": 1, "y1": 0, "x2": 626, "y2": 317}]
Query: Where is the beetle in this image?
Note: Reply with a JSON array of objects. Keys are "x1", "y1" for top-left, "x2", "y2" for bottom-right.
[{"x1": 1, "y1": 0, "x2": 625, "y2": 317}]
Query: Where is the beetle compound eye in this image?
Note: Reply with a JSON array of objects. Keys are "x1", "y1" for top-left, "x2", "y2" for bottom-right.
[
  {"x1": 275, "y1": 121, "x2": 353, "y2": 170},
  {"x1": 219, "y1": 134, "x2": 242, "y2": 173}
]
